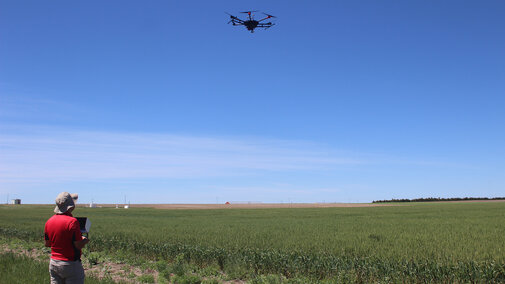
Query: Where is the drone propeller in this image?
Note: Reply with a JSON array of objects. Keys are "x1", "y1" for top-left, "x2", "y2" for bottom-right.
[
  {"x1": 240, "y1": 10, "x2": 258, "y2": 14},
  {"x1": 225, "y1": 12, "x2": 238, "y2": 24},
  {"x1": 225, "y1": 12, "x2": 236, "y2": 18},
  {"x1": 263, "y1": 13, "x2": 277, "y2": 18}
]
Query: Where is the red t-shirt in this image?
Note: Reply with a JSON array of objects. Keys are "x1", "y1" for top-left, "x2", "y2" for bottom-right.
[{"x1": 44, "y1": 213, "x2": 83, "y2": 261}]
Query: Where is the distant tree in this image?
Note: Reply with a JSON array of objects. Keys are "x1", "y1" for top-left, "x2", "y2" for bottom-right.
[{"x1": 372, "y1": 197, "x2": 505, "y2": 203}]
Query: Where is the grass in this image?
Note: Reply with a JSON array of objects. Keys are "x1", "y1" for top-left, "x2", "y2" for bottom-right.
[
  {"x1": 0, "y1": 252, "x2": 49, "y2": 284},
  {"x1": 1, "y1": 202, "x2": 505, "y2": 282},
  {"x1": 0, "y1": 252, "x2": 116, "y2": 284}
]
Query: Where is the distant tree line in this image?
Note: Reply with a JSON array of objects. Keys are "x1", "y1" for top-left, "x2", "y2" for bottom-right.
[{"x1": 372, "y1": 197, "x2": 505, "y2": 203}]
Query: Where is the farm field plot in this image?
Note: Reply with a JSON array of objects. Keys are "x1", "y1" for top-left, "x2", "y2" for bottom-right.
[{"x1": 1, "y1": 202, "x2": 504, "y2": 283}]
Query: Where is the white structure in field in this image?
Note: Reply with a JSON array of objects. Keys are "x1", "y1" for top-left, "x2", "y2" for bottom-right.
[
  {"x1": 10, "y1": 199, "x2": 21, "y2": 205},
  {"x1": 89, "y1": 202, "x2": 97, "y2": 208}
]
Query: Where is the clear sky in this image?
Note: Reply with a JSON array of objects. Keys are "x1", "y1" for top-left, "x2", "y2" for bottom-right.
[{"x1": 1, "y1": 0, "x2": 504, "y2": 204}]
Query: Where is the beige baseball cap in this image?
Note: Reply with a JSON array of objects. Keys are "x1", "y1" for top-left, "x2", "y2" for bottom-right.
[{"x1": 54, "y1": 192, "x2": 79, "y2": 214}]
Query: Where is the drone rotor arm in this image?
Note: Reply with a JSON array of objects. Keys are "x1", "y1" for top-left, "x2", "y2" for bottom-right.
[
  {"x1": 258, "y1": 13, "x2": 276, "y2": 23},
  {"x1": 228, "y1": 18, "x2": 245, "y2": 25},
  {"x1": 231, "y1": 17, "x2": 244, "y2": 22},
  {"x1": 257, "y1": 23, "x2": 274, "y2": 28},
  {"x1": 226, "y1": 13, "x2": 245, "y2": 23}
]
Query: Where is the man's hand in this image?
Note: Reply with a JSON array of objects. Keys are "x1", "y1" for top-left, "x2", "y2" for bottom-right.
[{"x1": 73, "y1": 236, "x2": 89, "y2": 250}]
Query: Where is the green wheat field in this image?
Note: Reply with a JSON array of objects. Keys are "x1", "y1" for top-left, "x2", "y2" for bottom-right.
[{"x1": 1, "y1": 202, "x2": 504, "y2": 283}]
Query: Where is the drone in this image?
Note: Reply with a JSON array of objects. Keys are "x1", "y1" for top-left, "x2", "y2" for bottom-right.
[{"x1": 226, "y1": 11, "x2": 276, "y2": 33}]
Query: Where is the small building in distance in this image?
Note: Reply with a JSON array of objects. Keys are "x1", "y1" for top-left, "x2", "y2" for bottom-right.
[
  {"x1": 89, "y1": 202, "x2": 97, "y2": 208},
  {"x1": 10, "y1": 199, "x2": 21, "y2": 205}
]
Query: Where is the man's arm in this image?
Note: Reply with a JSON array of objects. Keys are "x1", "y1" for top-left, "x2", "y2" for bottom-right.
[
  {"x1": 44, "y1": 233, "x2": 51, "y2": 247},
  {"x1": 73, "y1": 236, "x2": 89, "y2": 250},
  {"x1": 70, "y1": 219, "x2": 89, "y2": 250}
]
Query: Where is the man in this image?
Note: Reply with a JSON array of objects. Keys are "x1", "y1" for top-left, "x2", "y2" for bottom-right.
[{"x1": 44, "y1": 192, "x2": 89, "y2": 284}]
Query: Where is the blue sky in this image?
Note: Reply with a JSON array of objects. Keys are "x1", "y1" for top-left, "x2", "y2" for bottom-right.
[{"x1": 1, "y1": 0, "x2": 504, "y2": 204}]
